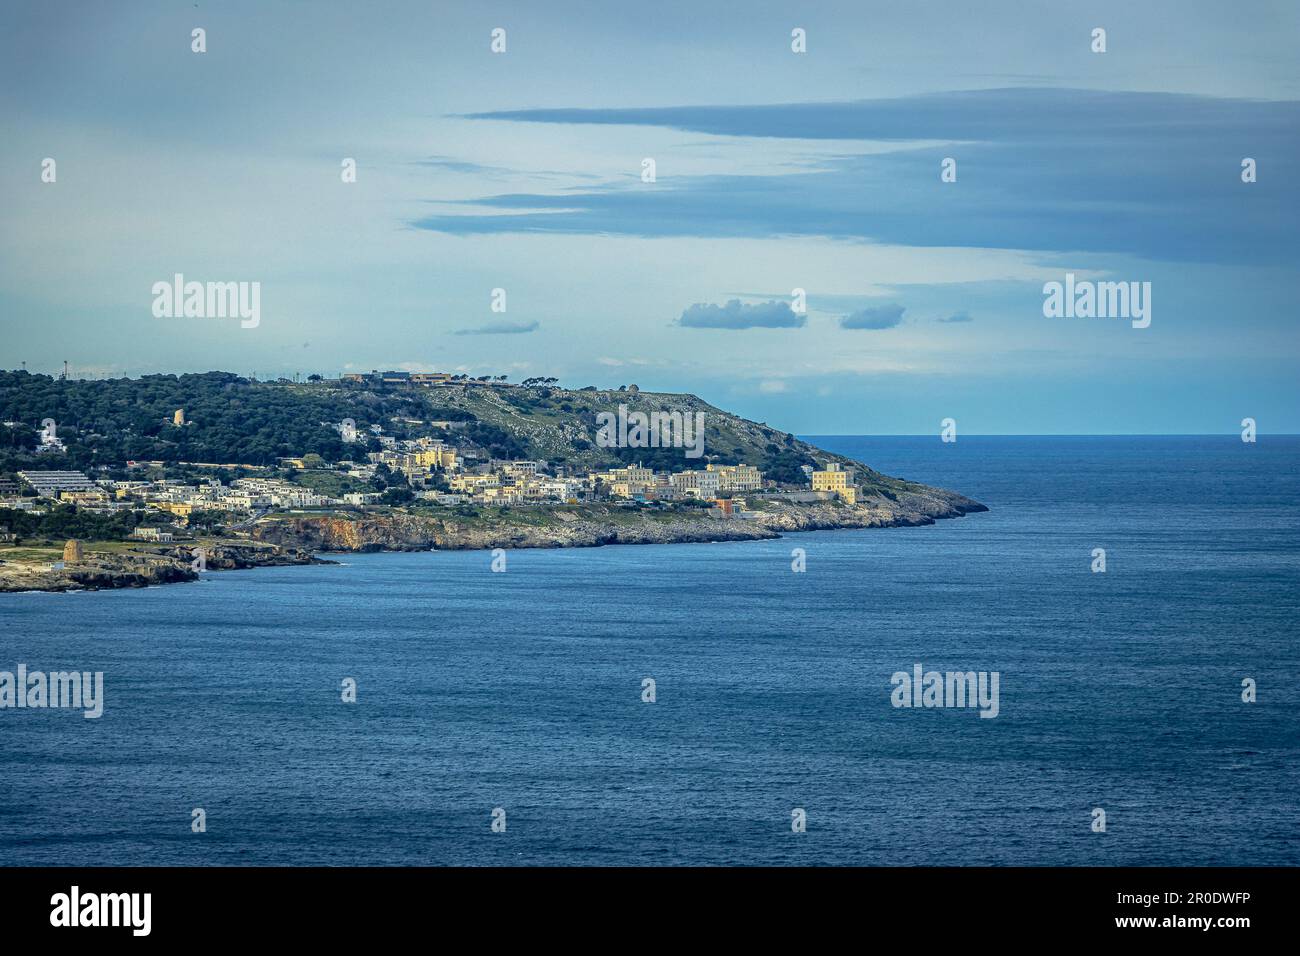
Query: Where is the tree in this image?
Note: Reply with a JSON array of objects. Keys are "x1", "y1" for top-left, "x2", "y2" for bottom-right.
[
  {"x1": 380, "y1": 486, "x2": 414, "y2": 505},
  {"x1": 370, "y1": 462, "x2": 395, "y2": 491}
]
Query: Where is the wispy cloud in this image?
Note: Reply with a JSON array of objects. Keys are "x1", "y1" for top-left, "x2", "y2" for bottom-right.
[
  {"x1": 678, "y1": 299, "x2": 804, "y2": 329},
  {"x1": 841, "y1": 304, "x2": 905, "y2": 330},
  {"x1": 418, "y1": 89, "x2": 1300, "y2": 265},
  {"x1": 452, "y1": 320, "x2": 539, "y2": 336},
  {"x1": 938, "y1": 311, "x2": 974, "y2": 323}
]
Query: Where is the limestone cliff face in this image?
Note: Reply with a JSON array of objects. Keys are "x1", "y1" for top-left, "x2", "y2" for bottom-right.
[
  {"x1": 0, "y1": 542, "x2": 326, "y2": 593},
  {"x1": 0, "y1": 554, "x2": 198, "y2": 593},
  {"x1": 157, "y1": 543, "x2": 325, "y2": 571},
  {"x1": 247, "y1": 492, "x2": 987, "y2": 554}
]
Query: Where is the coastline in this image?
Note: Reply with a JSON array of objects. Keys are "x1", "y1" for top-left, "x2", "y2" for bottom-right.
[
  {"x1": 0, "y1": 542, "x2": 330, "y2": 594},
  {"x1": 0, "y1": 491, "x2": 987, "y2": 594}
]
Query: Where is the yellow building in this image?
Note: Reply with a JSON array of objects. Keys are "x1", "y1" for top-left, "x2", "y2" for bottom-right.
[
  {"x1": 811, "y1": 463, "x2": 857, "y2": 505},
  {"x1": 409, "y1": 447, "x2": 457, "y2": 471},
  {"x1": 59, "y1": 489, "x2": 109, "y2": 505},
  {"x1": 449, "y1": 474, "x2": 499, "y2": 493},
  {"x1": 603, "y1": 465, "x2": 656, "y2": 498},
  {"x1": 150, "y1": 501, "x2": 193, "y2": 519}
]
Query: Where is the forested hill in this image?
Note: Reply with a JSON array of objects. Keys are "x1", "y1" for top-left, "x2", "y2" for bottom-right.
[{"x1": 0, "y1": 370, "x2": 915, "y2": 493}]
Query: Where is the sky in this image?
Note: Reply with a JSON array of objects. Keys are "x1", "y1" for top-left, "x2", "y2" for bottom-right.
[{"x1": 1, "y1": 0, "x2": 1297, "y2": 434}]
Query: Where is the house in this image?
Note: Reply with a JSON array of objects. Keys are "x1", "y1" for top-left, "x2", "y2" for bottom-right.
[
  {"x1": 811, "y1": 463, "x2": 857, "y2": 504},
  {"x1": 149, "y1": 501, "x2": 193, "y2": 520}
]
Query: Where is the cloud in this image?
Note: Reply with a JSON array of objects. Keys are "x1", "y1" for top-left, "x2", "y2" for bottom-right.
[
  {"x1": 841, "y1": 304, "x2": 905, "y2": 330},
  {"x1": 464, "y1": 89, "x2": 1296, "y2": 145},
  {"x1": 415, "y1": 156, "x2": 601, "y2": 181},
  {"x1": 938, "y1": 311, "x2": 973, "y2": 323},
  {"x1": 418, "y1": 89, "x2": 1300, "y2": 265},
  {"x1": 758, "y1": 379, "x2": 788, "y2": 394},
  {"x1": 452, "y1": 320, "x2": 539, "y2": 335},
  {"x1": 678, "y1": 299, "x2": 804, "y2": 329},
  {"x1": 416, "y1": 156, "x2": 514, "y2": 176}
]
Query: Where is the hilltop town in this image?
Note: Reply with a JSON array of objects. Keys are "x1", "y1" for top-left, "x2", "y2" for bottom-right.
[{"x1": 0, "y1": 369, "x2": 985, "y2": 590}]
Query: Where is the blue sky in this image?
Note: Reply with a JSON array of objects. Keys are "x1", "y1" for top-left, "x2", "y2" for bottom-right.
[{"x1": 1, "y1": 0, "x2": 1297, "y2": 433}]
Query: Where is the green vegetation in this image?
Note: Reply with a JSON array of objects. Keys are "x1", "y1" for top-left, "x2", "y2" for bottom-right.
[
  {"x1": 290, "y1": 469, "x2": 370, "y2": 498},
  {"x1": 0, "y1": 369, "x2": 921, "y2": 498},
  {"x1": 0, "y1": 505, "x2": 173, "y2": 543},
  {"x1": 0, "y1": 546, "x2": 61, "y2": 562},
  {"x1": 0, "y1": 370, "x2": 395, "y2": 470}
]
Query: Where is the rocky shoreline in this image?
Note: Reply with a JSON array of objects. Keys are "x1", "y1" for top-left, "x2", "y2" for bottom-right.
[
  {"x1": 1, "y1": 492, "x2": 986, "y2": 593},
  {"x1": 0, "y1": 543, "x2": 327, "y2": 594},
  {"x1": 248, "y1": 489, "x2": 987, "y2": 553}
]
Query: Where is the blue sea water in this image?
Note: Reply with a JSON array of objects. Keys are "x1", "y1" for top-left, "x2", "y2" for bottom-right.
[{"x1": 1, "y1": 436, "x2": 1297, "y2": 866}]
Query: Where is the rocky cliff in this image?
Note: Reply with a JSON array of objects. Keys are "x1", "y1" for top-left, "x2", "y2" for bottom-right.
[
  {"x1": 0, "y1": 542, "x2": 326, "y2": 593},
  {"x1": 247, "y1": 491, "x2": 987, "y2": 553}
]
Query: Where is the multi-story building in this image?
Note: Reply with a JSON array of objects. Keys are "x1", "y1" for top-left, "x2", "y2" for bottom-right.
[
  {"x1": 811, "y1": 463, "x2": 856, "y2": 505},
  {"x1": 405, "y1": 444, "x2": 458, "y2": 472},
  {"x1": 670, "y1": 469, "x2": 722, "y2": 499},
  {"x1": 18, "y1": 471, "x2": 97, "y2": 497},
  {"x1": 540, "y1": 479, "x2": 583, "y2": 502},
  {"x1": 706, "y1": 463, "x2": 763, "y2": 493},
  {"x1": 450, "y1": 474, "x2": 500, "y2": 494},
  {"x1": 59, "y1": 489, "x2": 110, "y2": 506},
  {"x1": 222, "y1": 493, "x2": 273, "y2": 511},
  {"x1": 600, "y1": 465, "x2": 656, "y2": 498}
]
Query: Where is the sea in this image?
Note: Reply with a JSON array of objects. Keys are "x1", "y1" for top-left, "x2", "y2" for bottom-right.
[{"x1": 1, "y1": 436, "x2": 1297, "y2": 866}]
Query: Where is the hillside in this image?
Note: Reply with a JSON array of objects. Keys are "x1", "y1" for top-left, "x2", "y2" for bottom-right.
[{"x1": 0, "y1": 370, "x2": 951, "y2": 502}]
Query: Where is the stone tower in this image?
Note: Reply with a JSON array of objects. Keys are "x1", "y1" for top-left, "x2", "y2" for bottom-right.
[{"x1": 63, "y1": 539, "x2": 84, "y2": 564}]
